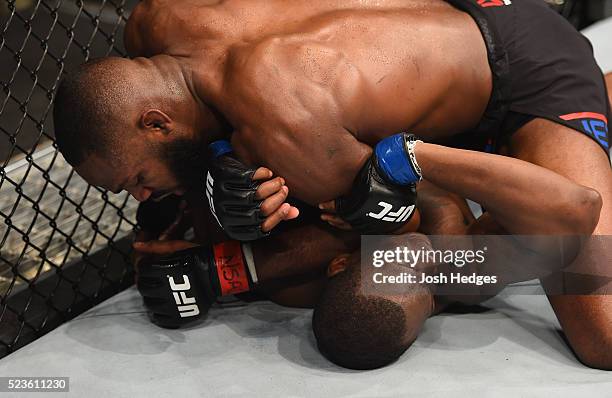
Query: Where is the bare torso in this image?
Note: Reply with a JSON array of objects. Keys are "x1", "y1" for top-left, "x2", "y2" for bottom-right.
[{"x1": 125, "y1": 0, "x2": 492, "y2": 203}]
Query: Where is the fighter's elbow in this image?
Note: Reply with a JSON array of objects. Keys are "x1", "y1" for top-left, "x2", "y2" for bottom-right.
[
  {"x1": 576, "y1": 335, "x2": 612, "y2": 370},
  {"x1": 563, "y1": 186, "x2": 602, "y2": 235},
  {"x1": 580, "y1": 352, "x2": 612, "y2": 371}
]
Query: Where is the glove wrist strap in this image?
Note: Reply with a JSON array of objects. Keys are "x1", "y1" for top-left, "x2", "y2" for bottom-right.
[
  {"x1": 375, "y1": 133, "x2": 423, "y2": 185},
  {"x1": 404, "y1": 135, "x2": 423, "y2": 181},
  {"x1": 212, "y1": 241, "x2": 253, "y2": 296}
]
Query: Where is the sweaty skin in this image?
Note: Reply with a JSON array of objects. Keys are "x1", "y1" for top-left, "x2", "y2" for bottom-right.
[
  {"x1": 125, "y1": 0, "x2": 491, "y2": 204},
  {"x1": 122, "y1": 0, "x2": 612, "y2": 368}
]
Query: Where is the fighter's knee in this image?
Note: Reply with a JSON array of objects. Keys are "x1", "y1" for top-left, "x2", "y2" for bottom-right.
[{"x1": 568, "y1": 186, "x2": 602, "y2": 235}]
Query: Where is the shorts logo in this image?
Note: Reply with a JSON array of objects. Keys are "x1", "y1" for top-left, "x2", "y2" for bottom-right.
[
  {"x1": 368, "y1": 202, "x2": 415, "y2": 223},
  {"x1": 168, "y1": 275, "x2": 200, "y2": 318},
  {"x1": 206, "y1": 171, "x2": 222, "y2": 227},
  {"x1": 477, "y1": 0, "x2": 512, "y2": 7},
  {"x1": 560, "y1": 112, "x2": 609, "y2": 149}
]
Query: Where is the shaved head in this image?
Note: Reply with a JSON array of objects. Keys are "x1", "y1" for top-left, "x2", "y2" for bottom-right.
[
  {"x1": 53, "y1": 54, "x2": 225, "y2": 199},
  {"x1": 313, "y1": 240, "x2": 435, "y2": 370}
]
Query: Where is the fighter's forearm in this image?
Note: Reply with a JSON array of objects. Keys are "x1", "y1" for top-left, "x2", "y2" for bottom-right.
[
  {"x1": 414, "y1": 143, "x2": 601, "y2": 235},
  {"x1": 190, "y1": 200, "x2": 360, "y2": 285}
]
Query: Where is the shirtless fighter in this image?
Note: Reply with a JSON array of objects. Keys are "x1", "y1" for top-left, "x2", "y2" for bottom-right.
[{"x1": 52, "y1": 0, "x2": 612, "y2": 369}]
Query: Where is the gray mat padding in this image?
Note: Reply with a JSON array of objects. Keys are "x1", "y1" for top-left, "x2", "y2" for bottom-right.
[{"x1": 0, "y1": 286, "x2": 610, "y2": 397}]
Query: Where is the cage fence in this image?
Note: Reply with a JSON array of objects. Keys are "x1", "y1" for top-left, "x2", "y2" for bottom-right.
[{"x1": 0, "y1": 0, "x2": 138, "y2": 358}]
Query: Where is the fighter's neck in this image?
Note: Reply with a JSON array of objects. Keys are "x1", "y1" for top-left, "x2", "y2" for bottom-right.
[{"x1": 177, "y1": 55, "x2": 234, "y2": 143}]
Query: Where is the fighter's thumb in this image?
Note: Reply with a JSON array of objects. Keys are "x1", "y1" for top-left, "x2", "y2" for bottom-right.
[{"x1": 133, "y1": 240, "x2": 197, "y2": 255}]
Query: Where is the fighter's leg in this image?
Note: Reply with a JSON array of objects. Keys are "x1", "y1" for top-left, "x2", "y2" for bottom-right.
[{"x1": 509, "y1": 116, "x2": 612, "y2": 369}]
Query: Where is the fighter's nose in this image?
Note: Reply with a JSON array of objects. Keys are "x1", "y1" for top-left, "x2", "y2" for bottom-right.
[{"x1": 129, "y1": 187, "x2": 153, "y2": 202}]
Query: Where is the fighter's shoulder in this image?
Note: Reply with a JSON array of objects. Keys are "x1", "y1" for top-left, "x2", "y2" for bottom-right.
[
  {"x1": 232, "y1": 36, "x2": 356, "y2": 81},
  {"x1": 125, "y1": 0, "x2": 169, "y2": 56},
  {"x1": 124, "y1": 0, "x2": 204, "y2": 57},
  {"x1": 225, "y1": 36, "x2": 361, "y2": 112}
]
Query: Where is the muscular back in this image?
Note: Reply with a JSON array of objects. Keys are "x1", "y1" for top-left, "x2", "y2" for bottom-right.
[{"x1": 125, "y1": 0, "x2": 492, "y2": 203}]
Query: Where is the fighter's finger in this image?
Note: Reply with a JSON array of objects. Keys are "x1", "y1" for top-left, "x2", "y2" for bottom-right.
[
  {"x1": 321, "y1": 214, "x2": 353, "y2": 230},
  {"x1": 252, "y1": 167, "x2": 274, "y2": 181},
  {"x1": 286, "y1": 206, "x2": 300, "y2": 220},
  {"x1": 260, "y1": 186, "x2": 289, "y2": 216},
  {"x1": 325, "y1": 219, "x2": 353, "y2": 231},
  {"x1": 132, "y1": 240, "x2": 198, "y2": 255},
  {"x1": 255, "y1": 177, "x2": 285, "y2": 200},
  {"x1": 318, "y1": 200, "x2": 337, "y2": 213},
  {"x1": 261, "y1": 203, "x2": 292, "y2": 232}
]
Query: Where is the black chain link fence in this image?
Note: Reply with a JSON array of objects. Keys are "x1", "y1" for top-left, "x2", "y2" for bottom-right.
[{"x1": 0, "y1": 0, "x2": 139, "y2": 358}]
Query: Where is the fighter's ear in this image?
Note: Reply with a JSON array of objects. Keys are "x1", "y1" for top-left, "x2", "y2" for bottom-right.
[
  {"x1": 140, "y1": 109, "x2": 173, "y2": 135},
  {"x1": 327, "y1": 254, "x2": 351, "y2": 278}
]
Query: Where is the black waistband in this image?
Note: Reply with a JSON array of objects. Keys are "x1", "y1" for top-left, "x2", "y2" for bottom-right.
[{"x1": 444, "y1": 0, "x2": 511, "y2": 137}]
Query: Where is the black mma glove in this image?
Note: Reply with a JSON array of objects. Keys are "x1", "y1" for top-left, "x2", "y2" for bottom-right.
[
  {"x1": 205, "y1": 140, "x2": 269, "y2": 241},
  {"x1": 336, "y1": 133, "x2": 422, "y2": 234},
  {"x1": 137, "y1": 241, "x2": 257, "y2": 328}
]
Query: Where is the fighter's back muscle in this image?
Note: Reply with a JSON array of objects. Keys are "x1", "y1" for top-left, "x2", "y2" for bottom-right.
[
  {"x1": 125, "y1": 0, "x2": 492, "y2": 203},
  {"x1": 289, "y1": 7, "x2": 490, "y2": 142},
  {"x1": 126, "y1": 0, "x2": 461, "y2": 58},
  {"x1": 212, "y1": 9, "x2": 484, "y2": 202},
  {"x1": 219, "y1": 36, "x2": 372, "y2": 203},
  {"x1": 126, "y1": 0, "x2": 490, "y2": 138},
  {"x1": 220, "y1": 6, "x2": 490, "y2": 141}
]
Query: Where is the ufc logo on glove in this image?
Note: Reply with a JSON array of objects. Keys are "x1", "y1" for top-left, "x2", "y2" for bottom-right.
[
  {"x1": 368, "y1": 201, "x2": 415, "y2": 223},
  {"x1": 205, "y1": 171, "x2": 221, "y2": 227},
  {"x1": 168, "y1": 275, "x2": 200, "y2": 318}
]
